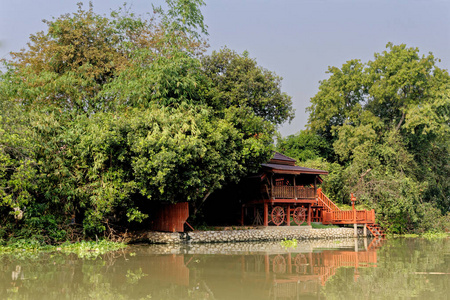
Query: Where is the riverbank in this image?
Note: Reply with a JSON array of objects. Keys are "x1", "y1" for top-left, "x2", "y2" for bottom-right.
[
  {"x1": 137, "y1": 238, "x2": 370, "y2": 255},
  {"x1": 125, "y1": 225, "x2": 372, "y2": 244}
]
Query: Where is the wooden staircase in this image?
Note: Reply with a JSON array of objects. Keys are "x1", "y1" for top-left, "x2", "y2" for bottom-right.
[
  {"x1": 316, "y1": 188, "x2": 341, "y2": 212},
  {"x1": 316, "y1": 188, "x2": 385, "y2": 238},
  {"x1": 366, "y1": 224, "x2": 386, "y2": 238}
]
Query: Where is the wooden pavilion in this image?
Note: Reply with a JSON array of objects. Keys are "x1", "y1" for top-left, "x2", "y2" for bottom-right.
[
  {"x1": 240, "y1": 152, "x2": 384, "y2": 237},
  {"x1": 149, "y1": 151, "x2": 384, "y2": 237},
  {"x1": 240, "y1": 152, "x2": 328, "y2": 226}
]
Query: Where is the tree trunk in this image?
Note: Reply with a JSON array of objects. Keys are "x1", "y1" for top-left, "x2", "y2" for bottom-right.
[
  {"x1": 395, "y1": 111, "x2": 406, "y2": 131},
  {"x1": 193, "y1": 190, "x2": 212, "y2": 216}
]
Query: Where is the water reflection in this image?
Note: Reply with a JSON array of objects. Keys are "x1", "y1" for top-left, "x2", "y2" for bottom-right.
[{"x1": 1, "y1": 237, "x2": 449, "y2": 299}]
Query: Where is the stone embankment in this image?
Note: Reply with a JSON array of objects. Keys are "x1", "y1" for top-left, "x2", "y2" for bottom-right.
[
  {"x1": 130, "y1": 226, "x2": 371, "y2": 244},
  {"x1": 137, "y1": 238, "x2": 366, "y2": 255}
]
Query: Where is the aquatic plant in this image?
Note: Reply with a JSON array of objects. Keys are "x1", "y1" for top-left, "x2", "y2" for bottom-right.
[
  {"x1": 280, "y1": 238, "x2": 298, "y2": 249},
  {"x1": 0, "y1": 239, "x2": 126, "y2": 259},
  {"x1": 422, "y1": 231, "x2": 448, "y2": 239}
]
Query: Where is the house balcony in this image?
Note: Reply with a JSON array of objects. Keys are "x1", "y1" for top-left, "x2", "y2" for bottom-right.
[{"x1": 272, "y1": 186, "x2": 315, "y2": 200}]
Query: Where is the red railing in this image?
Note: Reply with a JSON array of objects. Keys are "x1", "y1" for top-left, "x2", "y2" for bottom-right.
[
  {"x1": 272, "y1": 186, "x2": 315, "y2": 199},
  {"x1": 268, "y1": 186, "x2": 379, "y2": 226},
  {"x1": 323, "y1": 209, "x2": 375, "y2": 225},
  {"x1": 316, "y1": 188, "x2": 341, "y2": 212}
]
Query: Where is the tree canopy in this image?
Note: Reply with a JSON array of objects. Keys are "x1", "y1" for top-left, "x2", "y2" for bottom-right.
[
  {"x1": 202, "y1": 48, "x2": 294, "y2": 125},
  {"x1": 0, "y1": 1, "x2": 291, "y2": 239},
  {"x1": 283, "y1": 43, "x2": 450, "y2": 233}
]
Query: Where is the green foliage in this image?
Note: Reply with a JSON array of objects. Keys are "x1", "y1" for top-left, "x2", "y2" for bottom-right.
[
  {"x1": 422, "y1": 231, "x2": 449, "y2": 239},
  {"x1": 0, "y1": 1, "x2": 291, "y2": 239},
  {"x1": 202, "y1": 48, "x2": 294, "y2": 125},
  {"x1": 0, "y1": 239, "x2": 126, "y2": 259},
  {"x1": 302, "y1": 43, "x2": 450, "y2": 233},
  {"x1": 5, "y1": 1, "x2": 208, "y2": 115},
  {"x1": 322, "y1": 238, "x2": 450, "y2": 300},
  {"x1": 57, "y1": 240, "x2": 127, "y2": 259},
  {"x1": 277, "y1": 131, "x2": 332, "y2": 161},
  {"x1": 310, "y1": 223, "x2": 339, "y2": 229},
  {"x1": 154, "y1": 0, "x2": 208, "y2": 41}
]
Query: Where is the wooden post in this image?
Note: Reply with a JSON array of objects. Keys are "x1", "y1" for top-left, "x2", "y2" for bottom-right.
[
  {"x1": 287, "y1": 204, "x2": 291, "y2": 226},
  {"x1": 307, "y1": 203, "x2": 311, "y2": 225},
  {"x1": 352, "y1": 193, "x2": 357, "y2": 237},
  {"x1": 241, "y1": 205, "x2": 245, "y2": 226},
  {"x1": 363, "y1": 224, "x2": 367, "y2": 236},
  {"x1": 264, "y1": 202, "x2": 269, "y2": 227},
  {"x1": 293, "y1": 175, "x2": 297, "y2": 199},
  {"x1": 317, "y1": 187, "x2": 321, "y2": 206},
  {"x1": 270, "y1": 174, "x2": 274, "y2": 200},
  {"x1": 314, "y1": 176, "x2": 317, "y2": 198}
]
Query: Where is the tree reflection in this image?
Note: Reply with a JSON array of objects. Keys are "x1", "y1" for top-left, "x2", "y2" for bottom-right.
[
  {"x1": 321, "y1": 238, "x2": 450, "y2": 300},
  {"x1": 0, "y1": 238, "x2": 448, "y2": 299}
]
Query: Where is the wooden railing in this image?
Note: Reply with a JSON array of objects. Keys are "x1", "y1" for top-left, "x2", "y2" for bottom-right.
[
  {"x1": 273, "y1": 186, "x2": 295, "y2": 198},
  {"x1": 296, "y1": 187, "x2": 315, "y2": 199},
  {"x1": 323, "y1": 209, "x2": 375, "y2": 225},
  {"x1": 272, "y1": 186, "x2": 315, "y2": 199},
  {"x1": 316, "y1": 188, "x2": 341, "y2": 212},
  {"x1": 315, "y1": 189, "x2": 379, "y2": 226}
]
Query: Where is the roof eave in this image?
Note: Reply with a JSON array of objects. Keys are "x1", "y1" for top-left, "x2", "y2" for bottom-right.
[{"x1": 265, "y1": 168, "x2": 329, "y2": 175}]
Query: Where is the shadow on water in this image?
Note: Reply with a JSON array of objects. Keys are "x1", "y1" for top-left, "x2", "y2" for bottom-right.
[{"x1": 0, "y1": 237, "x2": 449, "y2": 299}]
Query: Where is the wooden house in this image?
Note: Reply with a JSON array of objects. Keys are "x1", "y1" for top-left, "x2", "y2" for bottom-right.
[
  {"x1": 151, "y1": 151, "x2": 384, "y2": 237},
  {"x1": 240, "y1": 152, "x2": 384, "y2": 237},
  {"x1": 240, "y1": 152, "x2": 328, "y2": 226}
]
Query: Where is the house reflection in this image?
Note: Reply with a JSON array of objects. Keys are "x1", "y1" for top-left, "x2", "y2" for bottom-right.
[
  {"x1": 241, "y1": 248, "x2": 378, "y2": 299},
  {"x1": 137, "y1": 238, "x2": 384, "y2": 300},
  {"x1": 1, "y1": 238, "x2": 385, "y2": 300}
]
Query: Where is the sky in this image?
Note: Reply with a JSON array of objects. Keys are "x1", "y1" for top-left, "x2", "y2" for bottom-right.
[{"x1": 1, "y1": 0, "x2": 449, "y2": 136}]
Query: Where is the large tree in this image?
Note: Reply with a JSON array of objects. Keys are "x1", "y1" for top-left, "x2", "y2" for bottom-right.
[
  {"x1": 201, "y1": 48, "x2": 295, "y2": 125},
  {"x1": 0, "y1": 1, "x2": 291, "y2": 238},
  {"x1": 305, "y1": 43, "x2": 450, "y2": 233},
  {"x1": 6, "y1": 1, "x2": 208, "y2": 114}
]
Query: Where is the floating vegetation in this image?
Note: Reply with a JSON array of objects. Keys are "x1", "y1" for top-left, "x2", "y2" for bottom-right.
[
  {"x1": 0, "y1": 238, "x2": 126, "y2": 259},
  {"x1": 57, "y1": 240, "x2": 127, "y2": 259},
  {"x1": 422, "y1": 232, "x2": 449, "y2": 240},
  {"x1": 391, "y1": 232, "x2": 449, "y2": 239},
  {"x1": 280, "y1": 238, "x2": 298, "y2": 249}
]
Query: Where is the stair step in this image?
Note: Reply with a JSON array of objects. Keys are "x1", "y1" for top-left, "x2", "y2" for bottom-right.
[{"x1": 367, "y1": 223, "x2": 385, "y2": 238}]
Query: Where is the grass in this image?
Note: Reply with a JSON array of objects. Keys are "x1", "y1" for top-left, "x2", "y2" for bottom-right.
[{"x1": 310, "y1": 223, "x2": 339, "y2": 229}]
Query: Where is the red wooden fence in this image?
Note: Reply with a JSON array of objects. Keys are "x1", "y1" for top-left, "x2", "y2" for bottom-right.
[
  {"x1": 151, "y1": 202, "x2": 189, "y2": 232},
  {"x1": 322, "y1": 209, "x2": 375, "y2": 225}
]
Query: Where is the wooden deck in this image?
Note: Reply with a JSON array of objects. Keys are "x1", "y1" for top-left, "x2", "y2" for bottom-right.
[{"x1": 243, "y1": 188, "x2": 385, "y2": 237}]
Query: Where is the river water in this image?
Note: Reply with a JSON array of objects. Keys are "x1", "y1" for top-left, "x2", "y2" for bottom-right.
[{"x1": 0, "y1": 237, "x2": 448, "y2": 299}]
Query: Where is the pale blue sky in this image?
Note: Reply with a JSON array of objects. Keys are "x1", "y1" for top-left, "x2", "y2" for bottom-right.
[{"x1": 1, "y1": 0, "x2": 449, "y2": 136}]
